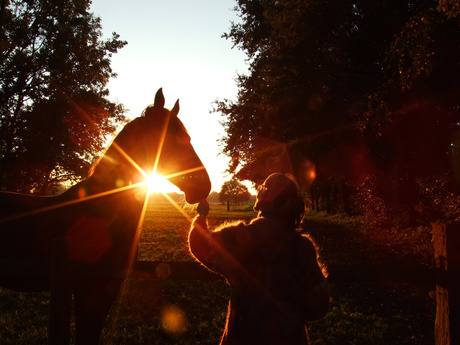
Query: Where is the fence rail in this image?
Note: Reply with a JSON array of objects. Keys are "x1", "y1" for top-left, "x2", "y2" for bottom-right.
[{"x1": 0, "y1": 258, "x2": 434, "y2": 284}]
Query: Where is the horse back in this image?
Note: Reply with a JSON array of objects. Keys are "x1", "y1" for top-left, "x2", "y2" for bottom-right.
[
  {"x1": 0, "y1": 191, "x2": 53, "y2": 218},
  {"x1": 0, "y1": 185, "x2": 146, "y2": 260},
  {"x1": 0, "y1": 192, "x2": 63, "y2": 258},
  {"x1": 0, "y1": 183, "x2": 147, "y2": 292}
]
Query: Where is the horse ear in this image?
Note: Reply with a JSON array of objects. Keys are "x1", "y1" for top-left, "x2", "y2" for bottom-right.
[
  {"x1": 172, "y1": 99, "x2": 180, "y2": 117},
  {"x1": 154, "y1": 88, "x2": 165, "y2": 109}
]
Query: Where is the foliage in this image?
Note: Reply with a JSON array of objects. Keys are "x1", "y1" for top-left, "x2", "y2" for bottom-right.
[
  {"x1": 437, "y1": 0, "x2": 460, "y2": 18},
  {"x1": 417, "y1": 172, "x2": 460, "y2": 222},
  {"x1": 0, "y1": 0, "x2": 127, "y2": 194},
  {"x1": 304, "y1": 210, "x2": 364, "y2": 232},
  {"x1": 356, "y1": 175, "x2": 390, "y2": 230},
  {"x1": 218, "y1": 178, "x2": 251, "y2": 205},
  {"x1": 218, "y1": 0, "x2": 362, "y2": 185},
  {"x1": 217, "y1": 0, "x2": 460, "y2": 223}
]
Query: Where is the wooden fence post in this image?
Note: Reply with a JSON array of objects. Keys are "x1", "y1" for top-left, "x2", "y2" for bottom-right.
[
  {"x1": 49, "y1": 237, "x2": 72, "y2": 345},
  {"x1": 432, "y1": 222, "x2": 460, "y2": 345}
]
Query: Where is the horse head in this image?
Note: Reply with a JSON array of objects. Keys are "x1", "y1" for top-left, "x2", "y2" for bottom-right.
[{"x1": 114, "y1": 88, "x2": 211, "y2": 204}]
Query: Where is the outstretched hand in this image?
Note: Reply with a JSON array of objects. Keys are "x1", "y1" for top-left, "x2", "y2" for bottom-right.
[{"x1": 197, "y1": 199, "x2": 209, "y2": 217}]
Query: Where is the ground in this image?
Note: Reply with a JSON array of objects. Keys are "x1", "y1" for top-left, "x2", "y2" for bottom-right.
[
  {"x1": 0, "y1": 203, "x2": 437, "y2": 344},
  {"x1": 303, "y1": 212, "x2": 435, "y2": 345}
]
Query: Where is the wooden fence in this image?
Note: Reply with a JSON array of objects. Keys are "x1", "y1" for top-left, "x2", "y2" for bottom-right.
[{"x1": 432, "y1": 222, "x2": 460, "y2": 345}]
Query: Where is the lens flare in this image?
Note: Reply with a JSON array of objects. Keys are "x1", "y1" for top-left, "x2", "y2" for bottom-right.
[
  {"x1": 145, "y1": 173, "x2": 180, "y2": 194},
  {"x1": 161, "y1": 305, "x2": 187, "y2": 333}
]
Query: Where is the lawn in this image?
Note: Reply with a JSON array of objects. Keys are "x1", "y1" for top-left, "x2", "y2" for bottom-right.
[{"x1": 0, "y1": 198, "x2": 435, "y2": 344}]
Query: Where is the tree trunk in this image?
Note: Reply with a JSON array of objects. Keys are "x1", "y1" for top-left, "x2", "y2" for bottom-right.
[{"x1": 432, "y1": 222, "x2": 460, "y2": 345}]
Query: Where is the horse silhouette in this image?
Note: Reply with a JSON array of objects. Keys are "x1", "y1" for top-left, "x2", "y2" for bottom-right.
[{"x1": 0, "y1": 88, "x2": 211, "y2": 344}]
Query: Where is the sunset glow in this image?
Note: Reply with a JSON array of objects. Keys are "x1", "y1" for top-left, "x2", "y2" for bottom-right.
[
  {"x1": 90, "y1": 0, "x2": 248, "y2": 193},
  {"x1": 145, "y1": 173, "x2": 180, "y2": 194}
]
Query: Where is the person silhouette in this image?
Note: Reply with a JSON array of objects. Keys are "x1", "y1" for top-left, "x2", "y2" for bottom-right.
[{"x1": 189, "y1": 173, "x2": 329, "y2": 345}]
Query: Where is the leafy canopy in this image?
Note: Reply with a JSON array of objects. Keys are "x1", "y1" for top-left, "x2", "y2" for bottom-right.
[
  {"x1": 0, "y1": 0, "x2": 127, "y2": 193},
  {"x1": 217, "y1": 0, "x2": 460, "y2": 194}
]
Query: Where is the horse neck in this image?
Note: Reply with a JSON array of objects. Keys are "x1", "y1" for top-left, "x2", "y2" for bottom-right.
[{"x1": 79, "y1": 145, "x2": 146, "y2": 196}]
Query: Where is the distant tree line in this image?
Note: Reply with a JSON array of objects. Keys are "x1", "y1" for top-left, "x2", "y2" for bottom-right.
[
  {"x1": 0, "y1": 0, "x2": 126, "y2": 194},
  {"x1": 217, "y1": 0, "x2": 460, "y2": 227}
]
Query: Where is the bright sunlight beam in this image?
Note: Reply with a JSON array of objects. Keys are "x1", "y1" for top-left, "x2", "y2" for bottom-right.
[{"x1": 145, "y1": 173, "x2": 180, "y2": 194}]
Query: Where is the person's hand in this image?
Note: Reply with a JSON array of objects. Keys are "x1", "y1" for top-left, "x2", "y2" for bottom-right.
[{"x1": 197, "y1": 199, "x2": 209, "y2": 217}]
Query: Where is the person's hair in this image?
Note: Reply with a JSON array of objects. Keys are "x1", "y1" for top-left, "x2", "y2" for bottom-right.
[{"x1": 254, "y1": 173, "x2": 305, "y2": 227}]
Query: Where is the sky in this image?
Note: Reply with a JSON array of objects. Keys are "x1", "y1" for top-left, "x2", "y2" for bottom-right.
[{"x1": 90, "y1": 0, "x2": 249, "y2": 193}]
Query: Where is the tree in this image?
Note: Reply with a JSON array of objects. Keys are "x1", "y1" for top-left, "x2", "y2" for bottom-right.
[
  {"x1": 0, "y1": 0, "x2": 127, "y2": 194},
  {"x1": 219, "y1": 179, "x2": 251, "y2": 211},
  {"x1": 217, "y1": 0, "x2": 401, "y2": 188},
  {"x1": 218, "y1": 0, "x2": 460, "y2": 221},
  {"x1": 354, "y1": 1, "x2": 460, "y2": 220},
  {"x1": 207, "y1": 191, "x2": 220, "y2": 203}
]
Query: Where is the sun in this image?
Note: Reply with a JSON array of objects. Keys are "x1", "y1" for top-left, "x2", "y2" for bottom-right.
[{"x1": 145, "y1": 173, "x2": 180, "y2": 194}]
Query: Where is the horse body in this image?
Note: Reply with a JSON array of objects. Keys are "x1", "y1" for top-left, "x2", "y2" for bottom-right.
[
  {"x1": 0, "y1": 184, "x2": 145, "y2": 282},
  {"x1": 0, "y1": 89, "x2": 211, "y2": 344}
]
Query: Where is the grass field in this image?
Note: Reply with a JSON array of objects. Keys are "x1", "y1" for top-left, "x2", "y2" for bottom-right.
[{"x1": 0, "y1": 198, "x2": 435, "y2": 344}]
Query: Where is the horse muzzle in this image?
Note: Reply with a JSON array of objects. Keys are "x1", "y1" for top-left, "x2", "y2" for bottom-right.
[{"x1": 168, "y1": 168, "x2": 211, "y2": 204}]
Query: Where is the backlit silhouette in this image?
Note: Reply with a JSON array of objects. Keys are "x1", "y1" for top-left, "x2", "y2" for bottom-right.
[{"x1": 0, "y1": 88, "x2": 211, "y2": 344}]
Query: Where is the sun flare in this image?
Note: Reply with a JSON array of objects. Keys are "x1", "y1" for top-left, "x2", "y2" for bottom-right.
[{"x1": 145, "y1": 173, "x2": 180, "y2": 194}]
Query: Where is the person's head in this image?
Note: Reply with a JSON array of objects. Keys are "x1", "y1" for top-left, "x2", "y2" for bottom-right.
[{"x1": 254, "y1": 173, "x2": 305, "y2": 227}]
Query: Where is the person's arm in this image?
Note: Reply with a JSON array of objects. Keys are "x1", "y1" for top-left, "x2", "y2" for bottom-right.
[
  {"x1": 188, "y1": 200, "x2": 249, "y2": 275},
  {"x1": 188, "y1": 213, "x2": 219, "y2": 271},
  {"x1": 300, "y1": 237, "x2": 330, "y2": 321}
]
